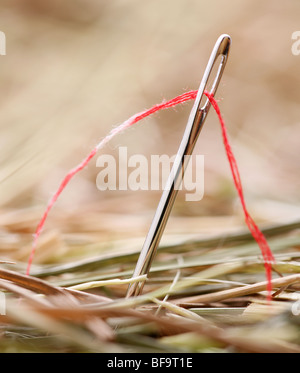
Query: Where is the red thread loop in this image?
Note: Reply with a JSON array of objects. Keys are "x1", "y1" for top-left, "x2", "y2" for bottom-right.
[
  {"x1": 27, "y1": 89, "x2": 274, "y2": 301},
  {"x1": 204, "y1": 91, "x2": 274, "y2": 300},
  {"x1": 26, "y1": 91, "x2": 198, "y2": 275}
]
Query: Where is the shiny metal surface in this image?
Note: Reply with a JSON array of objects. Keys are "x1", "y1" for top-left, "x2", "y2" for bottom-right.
[{"x1": 126, "y1": 34, "x2": 231, "y2": 297}]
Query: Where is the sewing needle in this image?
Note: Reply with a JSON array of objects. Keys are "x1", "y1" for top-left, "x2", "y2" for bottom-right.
[{"x1": 126, "y1": 34, "x2": 231, "y2": 297}]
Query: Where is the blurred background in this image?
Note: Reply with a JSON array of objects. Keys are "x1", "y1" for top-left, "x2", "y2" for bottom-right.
[{"x1": 0, "y1": 0, "x2": 300, "y2": 265}]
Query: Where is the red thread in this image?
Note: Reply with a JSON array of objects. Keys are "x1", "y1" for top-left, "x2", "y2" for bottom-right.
[
  {"x1": 26, "y1": 91, "x2": 198, "y2": 275},
  {"x1": 26, "y1": 89, "x2": 274, "y2": 301},
  {"x1": 204, "y1": 90, "x2": 274, "y2": 301},
  {"x1": 26, "y1": 147, "x2": 98, "y2": 274}
]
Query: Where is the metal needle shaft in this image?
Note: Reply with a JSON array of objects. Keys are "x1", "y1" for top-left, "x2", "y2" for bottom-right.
[{"x1": 126, "y1": 34, "x2": 231, "y2": 298}]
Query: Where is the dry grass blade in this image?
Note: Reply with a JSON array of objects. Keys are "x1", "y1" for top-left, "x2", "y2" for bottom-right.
[
  {"x1": 1, "y1": 221, "x2": 300, "y2": 353},
  {"x1": 174, "y1": 274, "x2": 300, "y2": 304},
  {"x1": 0, "y1": 267, "x2": 67, "y2": 296},
  {"x1": 0, "y1": 279, "x2": 52, "y2": 307},
  {"x1": 68, "y1": 275, "x2": 147, "y2": 291},
  {"x1": 28, "y1": 219, "x2": 300, "y2": 278},
  {"x1": 0, "y1": 267, "x2": 112, "y2": 307},
  {"x1": 4, "y1": 299, "x2": 121, "y2": 352}
]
